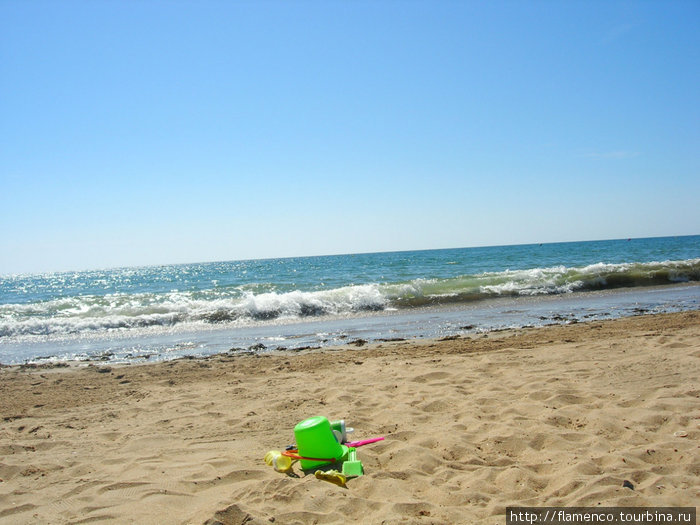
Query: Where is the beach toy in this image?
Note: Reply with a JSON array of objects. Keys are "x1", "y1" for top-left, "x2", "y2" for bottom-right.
[
  {"x1": 293, "y1": 416, "x2": 349, "y2": 470},
  {"x1": 329, "y1": 419, "x2": 353, "y2": 443},
  {"x1": 345, "y1": 436, "x2": 384, "y2": 448},
  {"x1": 341, "y1": 447, "x2": 363, "y2": 477},
  {"x1": 314, "y1": 469, "x2": 347, "y2": 487},
  {"x1": 267, "y1": 417, "x2": 383, "y2": 479},
  {"x1": 264, "y1": 450, "x2": 293, "y2": 473}
]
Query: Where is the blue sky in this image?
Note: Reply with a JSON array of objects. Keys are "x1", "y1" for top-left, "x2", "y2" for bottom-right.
[{"x1": 1, "y1": 0, "x2": 698, "y2": 274}]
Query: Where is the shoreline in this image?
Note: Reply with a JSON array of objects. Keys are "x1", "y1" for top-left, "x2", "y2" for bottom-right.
[
  {"x1": 2, "y1": 308, "x2": 699, "y2": 375},
  {"x1": 1, "y1": 311, "x2": 699, "y2": 524}
]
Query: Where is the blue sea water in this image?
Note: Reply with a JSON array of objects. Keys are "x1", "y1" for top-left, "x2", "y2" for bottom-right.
[{"x1": 1, "y1": 236, "x2": 698, "y2": 364}]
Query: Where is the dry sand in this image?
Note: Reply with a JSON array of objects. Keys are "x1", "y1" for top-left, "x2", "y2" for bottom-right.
[{"x1": 1, "y1": 311, "x2": 698, "y2": 524}]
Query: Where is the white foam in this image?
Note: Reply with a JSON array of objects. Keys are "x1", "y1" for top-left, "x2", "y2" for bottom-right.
[{"x1": 2, "y1": 258, "x2": 698, "y2": 342}]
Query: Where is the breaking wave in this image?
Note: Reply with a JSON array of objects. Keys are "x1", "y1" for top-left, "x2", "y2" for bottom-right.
[{"x1": 1, "y1": 258, "x2": 698, "y2": 339}]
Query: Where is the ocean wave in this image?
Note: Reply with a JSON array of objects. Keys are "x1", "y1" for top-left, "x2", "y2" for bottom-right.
[
  {"x1": 1, "y1": 259, "x2": 698, "y2": 339},
  {"x1": 388, "y1": 259, "x2": 700, "y2": 306}
]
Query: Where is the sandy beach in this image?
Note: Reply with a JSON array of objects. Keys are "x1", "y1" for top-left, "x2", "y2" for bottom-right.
[{"x1": 1, "y1": 311, "x2": 698, "y2": 524}]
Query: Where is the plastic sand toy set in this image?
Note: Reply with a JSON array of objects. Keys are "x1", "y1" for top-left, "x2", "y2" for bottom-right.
[{"x1": 265, "y1": 416, "x2": 384, "y2": 486}]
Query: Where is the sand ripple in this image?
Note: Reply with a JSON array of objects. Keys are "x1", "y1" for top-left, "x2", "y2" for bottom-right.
[{"x1": 0, "y1": 312, "x2": 698, "y2": 524}]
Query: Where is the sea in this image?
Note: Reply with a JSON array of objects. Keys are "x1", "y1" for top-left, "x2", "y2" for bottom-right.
[{"x1": 1, "y1": 235, "x2": 699, "y2": 365}]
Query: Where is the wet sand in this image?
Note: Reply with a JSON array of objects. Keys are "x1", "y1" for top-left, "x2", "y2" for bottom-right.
[{"x1": 1, "y1": 311, "x2": 698, "y2": 524}]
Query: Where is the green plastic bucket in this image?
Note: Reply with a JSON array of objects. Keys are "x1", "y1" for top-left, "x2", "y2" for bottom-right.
[{"x1": 294, "y1": 416, "x2": 349, "y2": 470}]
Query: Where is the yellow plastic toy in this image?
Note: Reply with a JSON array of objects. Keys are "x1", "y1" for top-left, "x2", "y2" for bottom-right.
[
  {"x1": 314, "y1": 469, "x2": 347, "y2": 487},
  {"x1": 264, "y1": 450, "x2": 293, "y2": 473}
]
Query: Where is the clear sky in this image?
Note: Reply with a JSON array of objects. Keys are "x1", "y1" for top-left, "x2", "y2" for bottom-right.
[{"x1": 1, "y1": 0, "x2": 698, "y2": 274}]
